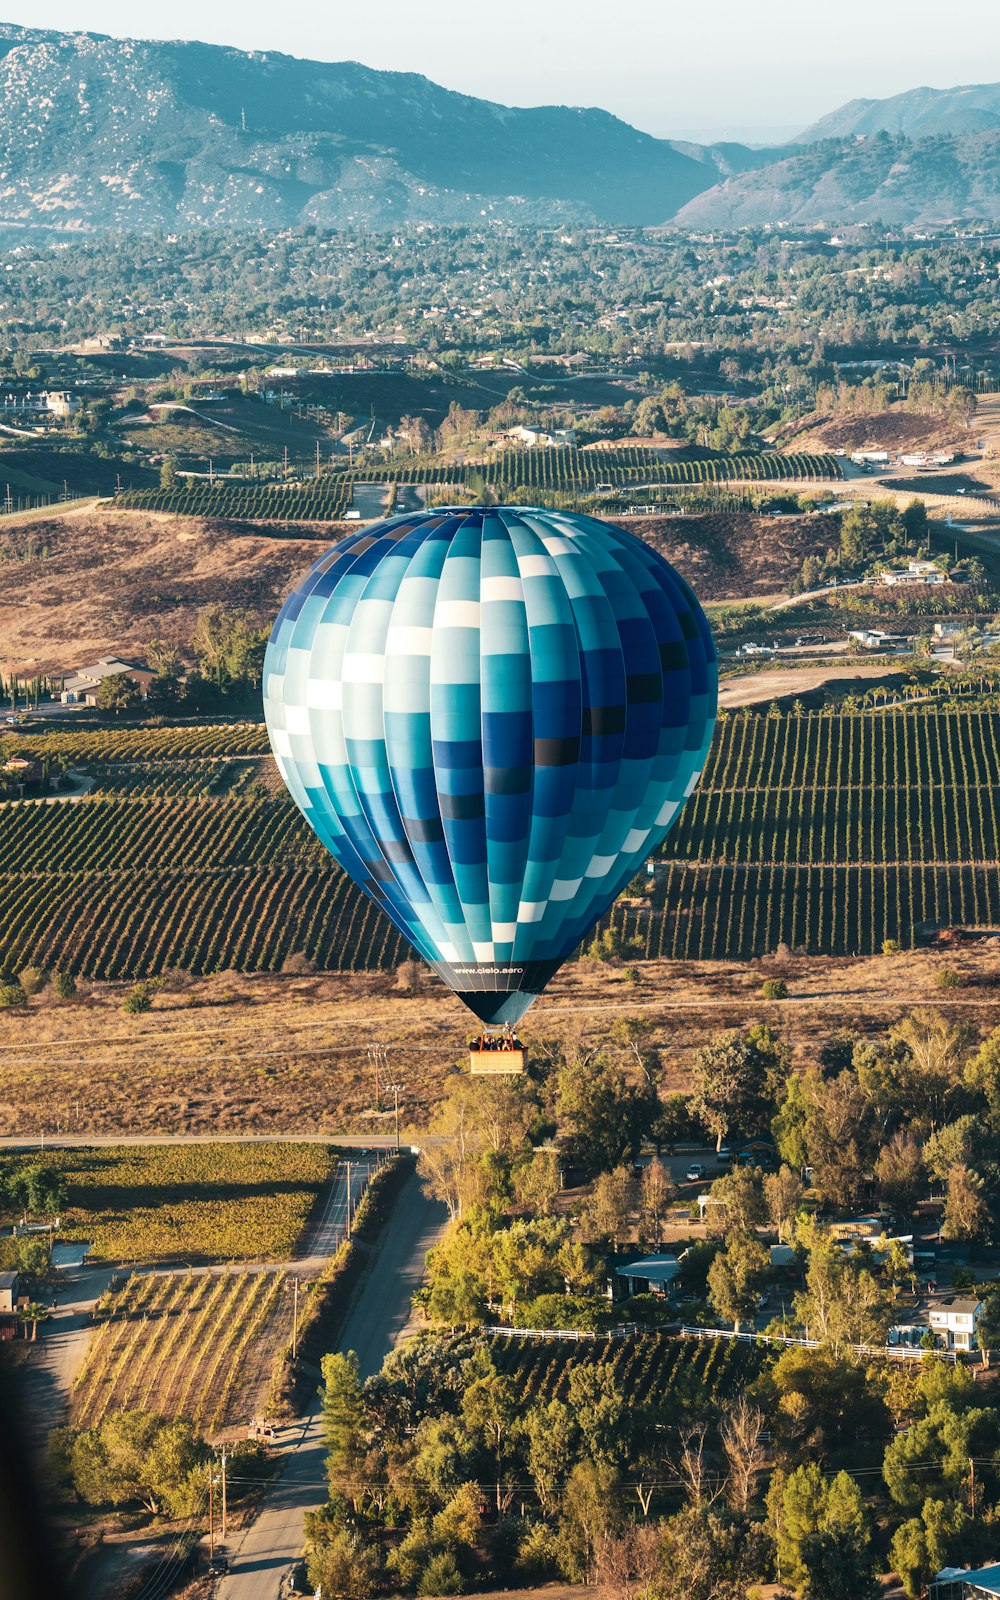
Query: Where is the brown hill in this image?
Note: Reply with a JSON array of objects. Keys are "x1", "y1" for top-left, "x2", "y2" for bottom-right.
[
  {"x1": 0, "y1": 509, "x2": 335, "y2": 674},
  {"x1": 3, "y1": 506, "x2": 826, "y2": 674},
  {"x1": 781, "y1": 408, "x2": 970, "y2": 455}
]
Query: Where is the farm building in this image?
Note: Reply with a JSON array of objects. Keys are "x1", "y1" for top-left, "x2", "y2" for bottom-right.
[{"x1": 61, "y1": 656, "x2": 155, "y2": 706}]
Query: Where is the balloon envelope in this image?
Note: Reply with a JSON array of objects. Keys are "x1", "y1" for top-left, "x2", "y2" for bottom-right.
[{"x1": 263, "y1": 506, "x2": 716, "y2": 1025}]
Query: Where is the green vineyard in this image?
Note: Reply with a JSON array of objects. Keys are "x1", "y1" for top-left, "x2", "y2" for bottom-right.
[
  {"x1": 485, "y1": 1329, "x2": 768, "y2": 1407},
  {"x1": 2, "y1": 706, "x2": 1000, "y2": 977},
  {"x1": 109, "y1": 450, "x2": 842, "y2": 521}
]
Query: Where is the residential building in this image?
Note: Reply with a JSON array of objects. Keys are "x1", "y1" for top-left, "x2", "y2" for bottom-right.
[
  {"x1": 931, "y1": 1562, "x2": 1000, "y2": 1598},
  {"x1": 0, "y1": 1272, "x2": 19, "y2": 1315},
  {"x1": 61, "y1": 657, "x2": 154, "y2": 706},
  {"x1": 929, "y1": 1295, "x2": 982, "y2": 1352},
  {"x1": 615, "y1": 1255, "x2": 681, "y2": 1296}
]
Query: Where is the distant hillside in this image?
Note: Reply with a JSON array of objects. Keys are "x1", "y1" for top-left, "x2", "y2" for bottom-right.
[
  {"x1": 674, "y1": 130, "x2": 1000, "y2": 229},
  {"x1": 0, "y1": 22, "x2": 780, "y2": 231},
  {"x1": 799, "y1": 81, "x2": 1000, "y2": 141}
]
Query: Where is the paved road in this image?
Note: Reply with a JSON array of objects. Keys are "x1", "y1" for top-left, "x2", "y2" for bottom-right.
[{"x1": 217, "y1": 1172, "x2": 447, "y2": 1600}]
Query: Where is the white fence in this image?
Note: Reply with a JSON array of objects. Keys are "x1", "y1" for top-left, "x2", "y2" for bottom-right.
[
  {"x1": 682, "y1": 1324, "x2": 963, "y2": 1363},
  {"x1": 484, "y1": 1323, "x2": 641, "y2": 1342}
]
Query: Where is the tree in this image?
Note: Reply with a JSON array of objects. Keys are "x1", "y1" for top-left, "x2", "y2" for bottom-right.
[
  {"x1": 16, "y1": 966, "x2": 44, "y2": 996},
  {"x1": 794, "y1": 1237, "x2": 893, "y2": 1351},
  {"x1": 773, "y1": 1074, "x2": 810, "y2": 1170},
  {"x1": 764, "y1": 1165, "x2": 805, "y2": 1240},
  {"x1": 555, "y1": 1461, "x2": 619, "y2": 1584},
  {"x1": 890, "y1": 1497, "x2": 966, "y2": 1600},
  {"x1": 924, "y1": 1115, "x2": 979, "y2": 1184},
  {"x1": 20, "y1": 1301, "x2": 50, "y2": 1340},
  {"x1": 52, "y1": 972, "x2": 77, "y2": 1001},
  {"x1": 461, "y1": 1355, "x2": 521, "y2": 1510},
  {"x1": 308, "y1": 1527, "x2": 379, "y2": 1599},
  {"x1": 883, "y1": 1400, "x2": 1000, "y2": 1512},
  {"x1": 655, "y1": 1506, "x2": 769, "y2": 1600},
  {"x1": 889, "y1": 1009, "x2": 970, "y2": 1129},
  {"x1": 524, "y1": 1399, "x2": 576, "y2": 1508},
  {"x1": 777, "y1": 1464, "x2": 876, "y2": 1600},
  {"x1": 585, "y1": 1166, "x2": 635, "y2": 1249},
  {"x1": 96, "y1": 672, "x2": 142, "y2": 715},
  {"x1": 704, "y1": 1165, "x2": 764, "y2": 1238},
  {"x1": 513, "y1": 1149, "x2": 561, "y2": 1217},
  {"x1": 707, "y1": 1233, "x2": 768, "y2": 1331},
  {"x1": 692, "y1": 1024, "x2": 789, "y2": 1150},
  {"x1": 159, "y1": 456, "x2": 178, "y2": 488},
  {"x1": 639, "y1": 1158, "x2": 675, "y2": 1245},
  {"x1": 556, "y1": 1052, "x2": 657, "y2": 1177},
  {"x1": 764, "y1": 1346, "x2": 888, "y2": 1458},
  {"x1": 803, "y1": 1070, "x2": 874, "y2": 1209},
  {"x1": 720, "y1": 1398, "x2": 767, "y2": 1513},
  {"x1": 941, "y1": 1162, "x2": 991, "y2": 1241},
  {"x1": 320, "y1": 1351, "x2": 367, "y2": 1510},
  {"x1": 875, "y1": 1131, "x2": 925, "y2": 1218}
]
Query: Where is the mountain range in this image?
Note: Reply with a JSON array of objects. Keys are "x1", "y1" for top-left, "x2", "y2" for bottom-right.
[{"x1": 0, "y1": 23, "x2": 999, "y2": 232}]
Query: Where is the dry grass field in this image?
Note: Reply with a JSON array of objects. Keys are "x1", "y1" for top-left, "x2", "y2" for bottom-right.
[
  {"x1": 2, "y1": 948, "x2": 999, "y2": 1137},
  {"x1": 72, "y1": 1265, "x2": 296, "y2": 1439}
]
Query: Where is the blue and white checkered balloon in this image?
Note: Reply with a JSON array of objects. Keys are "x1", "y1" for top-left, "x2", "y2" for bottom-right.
[{"x1": 263, "y1": 506, "x2": 716, "y2": 1025}]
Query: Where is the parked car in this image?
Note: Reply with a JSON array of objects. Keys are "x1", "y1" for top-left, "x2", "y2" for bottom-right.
[
  {"x1": 686, "y1": 1162, "x2": 706, "y2": 1183},
  {"x1": 717, "y1": 1146, "x2": 732, "y2": 1164}
]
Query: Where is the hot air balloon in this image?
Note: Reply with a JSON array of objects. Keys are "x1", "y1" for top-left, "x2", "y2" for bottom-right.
[{"x1": 263, "y1": 506, "x2": 716, "y2": 1041}]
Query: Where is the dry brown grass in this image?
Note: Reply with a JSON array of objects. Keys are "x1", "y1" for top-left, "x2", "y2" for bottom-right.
[
  {"x1": 0, "y1": 508, "x2": 333, "y2": 672},
  {"x1": 2, "y1": 947, "x2": 999, "y2": 1137}
]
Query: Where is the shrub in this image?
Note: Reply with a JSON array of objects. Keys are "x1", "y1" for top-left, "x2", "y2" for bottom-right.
[
  {"x1": 52, "y1": 972, "x2": 77, "y2": 1001},
  {"x1": 281, "y1": 951, "x2": 316, "y2": 976},
  {"x1": 952, "y1": 1267, "x2": 977, "y2": 1291},
  {"x1": 0, "y1": 983, "x2": 26, "y2": 1008},
  {"x1": 882, "y1": 938, "x2": 902, "y2": 955},
  {"x1": 16, "y1": 966, "x2": 44, "y2": 996},
  {"x1": 761, "y1": 978, "x2": 788, "y2": 1000},
  {"x1": 936, "y1": 968, "x2": 964, "y2": 989},
  {"x1": 121, "y1": 982, "x2": 154, "y2": 1015},
  {"x1": 622, "y1": 965, "x2": 641, "y2": 985},
  {"x1": 395, "y1": 959, "x2": 423, "y2": 992},
  {"x1": 417, "y1": 1552, "x2": 463, "y2": 1597}
]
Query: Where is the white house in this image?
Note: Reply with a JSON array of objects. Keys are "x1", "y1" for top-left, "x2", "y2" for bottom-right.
[
  {"x1": 849, "y1": 629, "x2": 911, "y2": 651},
  {"x1": 928, "y1": 1294, "x2": 982, "y2": 1352},
  {"x1": 0, "y1": 1272, "x2": 19, "y2": 1314},
  {"x1": 503, "y1": 426, "x2": 576, "y2": 449}
]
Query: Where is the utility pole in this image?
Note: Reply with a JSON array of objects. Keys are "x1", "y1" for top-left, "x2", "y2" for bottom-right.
[
  {"x1": 346, "y1": 1160, "x2": 352, "y2": 1239},
  {"x1": 367, "y1": 1043, "x2": 388, "y2": 1111},
  {"x1": 315, "y1": 439, "x2": 321, "y2": 479},
  {"x1": 220, "y1": 1448, "x2": 228, "y2": 1540},
  {"x1": 291, "y1": 1276, "x2": 299, "y2": 1360},
  {"x1": 386, "y1": 1083, "x2": 403, "y2": 1152},
  {"x1": 209, "y1": 1468, "x2": 215, "y2": 1561}
]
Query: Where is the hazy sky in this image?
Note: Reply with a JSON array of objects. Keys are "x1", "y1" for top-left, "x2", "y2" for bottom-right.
[{"x1": 9, "y1": 0, "x2": 1000, "y2": 141}]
